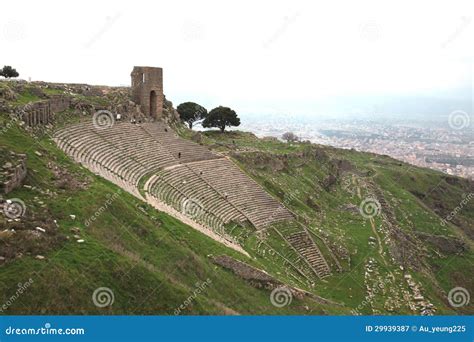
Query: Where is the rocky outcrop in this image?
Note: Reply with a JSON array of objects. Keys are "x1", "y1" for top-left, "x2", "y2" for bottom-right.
[
  {"x1": 415, "y1": 232, "x2": 467, "y2": 255},
  {"x1": 212, "y1": 255, "x2": 278, "y2": 288},
  {"x1": 212, "y1": 255, "x2": 341, "y2": 306},
  {"x1": 162, "y1": 97, "x2": 181, "y2": 124}
]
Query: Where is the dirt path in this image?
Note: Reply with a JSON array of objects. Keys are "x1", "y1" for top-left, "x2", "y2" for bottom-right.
[{"x1": 369, "y1": 217, "x2": 386, "y2": 264}]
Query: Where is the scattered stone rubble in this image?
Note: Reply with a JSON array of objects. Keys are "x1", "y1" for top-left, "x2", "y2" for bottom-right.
[
  {"x1": 0, "y1": 200, "x2": 65, "y2": 264},
  {"x1": 361, "y1": 257, "x2": 436, "y2": 315},
  {"x1": 403, "y1": 274, "x2": 436, "y2": 316},
  {"x1": 47, "y1": 161, "x2": 88, "y2": 190}
]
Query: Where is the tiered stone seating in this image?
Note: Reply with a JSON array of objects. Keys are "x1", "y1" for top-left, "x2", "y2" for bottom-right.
[
  {"x1": 145, "y1": 168, "x2": 247, "y2": 233},
  {"x1": 188, "y1": 158, "x2": 294, "y2": 228},
  {"x1": 56, "y1": 122, "x2": 293, "y2": 228},
  {"x1": 56, "y1": 125, "x2": 124, "y2": 169},
  {"x1": 153, "y1": 165, "x2": 246, "y2": 223},
  {"x1": 141, "y1": 122, "x2": 220, "y2": 163},
  {"x1": 261, "y1": 230, "x2": 320, "y2": 282},
  {"x1": 274, "y1": 221, "x2": 331, "y2": 278},
  {"x1": 55, "y1": 126, "x2": 143, "y2": 197},
  {"x1": 53, "y1": 120, "x2": 330, "y2": 279},
  {"x1": 55, "y1": 122, "x2": 177, "y2": 186},
  {"x1": 94, "y1": 124, "x2": 176, "y2": 182}
]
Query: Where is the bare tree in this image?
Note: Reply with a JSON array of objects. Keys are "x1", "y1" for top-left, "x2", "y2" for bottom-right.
[{"x1": 282, "y1": 132, "x2": 299, "y2": 143}]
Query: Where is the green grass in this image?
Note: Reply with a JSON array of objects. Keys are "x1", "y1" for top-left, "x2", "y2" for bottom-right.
[
  {"x1": 42, "y1": 88, "x2": 65, "y2": 95},
  {"x1": 1, "y1": 82, "x2": 472, "y2": 315},
  {"x1": 0, "y1": 116, "x2": 347, "y2": 315},
  {"x1": 190, "y1": 127, "x2": 474, "y2": 315},
  {"x1": 13, "y1": 88, "x2": 42, "y2": 105}
]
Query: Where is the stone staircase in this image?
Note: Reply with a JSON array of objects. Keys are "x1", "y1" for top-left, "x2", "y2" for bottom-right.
[{"x1": 274, "y1": 221, "x2": 331, "y2": 279}]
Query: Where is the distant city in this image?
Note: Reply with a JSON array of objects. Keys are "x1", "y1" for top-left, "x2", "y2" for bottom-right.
[{"x1": 236, "y1": 113, "x2": 474, "y2": 180}]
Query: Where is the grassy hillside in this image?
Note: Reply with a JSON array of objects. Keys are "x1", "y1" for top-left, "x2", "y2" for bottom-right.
[
  {"x1": 0, "y1": 115, "x2": 349, "y2": 315},
  {"x1": 1, "y1": 80, "x2": 472, "y2": 315},
  {"x1": 189, "y1": 130, "x2": 474, "y2": 315}
]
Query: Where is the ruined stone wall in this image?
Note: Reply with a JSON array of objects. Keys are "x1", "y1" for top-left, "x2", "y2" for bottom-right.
[
  {"x1": 1, "y1": 153, "x2": 27, "y2": 194},
  {"x1": 21, "y1": 95, "x2": 71, "y2": 127},
  {"x1": 48, "y1": 95, "x2": 71, "y2": 113},
  {"x1": 130, "y1": 66, "x2": 164, "y2": 119},
  {"x1": 22, "y1": 101, "x2": 51, "y2": 126}
]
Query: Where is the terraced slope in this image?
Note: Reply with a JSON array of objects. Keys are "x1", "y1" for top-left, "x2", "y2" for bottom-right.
[
  {"x1": 274, "y1": 221, "x2": 331, "y2": 278},
  {"x1": 3, "y1": 80, "x2": 473, "y2": 315},
  {"x1": 53, "y1": 121, "x2": 329, "y2": 278},
  {"x1": 0, "y1": 112, "x2": 345, "y2": 315},
  {"x1": 193, "y1": 130, "x2": 474, "y2": 314}
]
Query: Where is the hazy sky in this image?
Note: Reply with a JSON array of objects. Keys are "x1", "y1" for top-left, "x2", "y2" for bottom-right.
[{"x1": 2, "y1": 0, "x2": 473, "y2": 117}]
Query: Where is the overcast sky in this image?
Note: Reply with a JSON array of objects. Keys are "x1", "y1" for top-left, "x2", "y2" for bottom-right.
[{"x1": 2, "y1": 0, "x2": 473, "y2": 117}]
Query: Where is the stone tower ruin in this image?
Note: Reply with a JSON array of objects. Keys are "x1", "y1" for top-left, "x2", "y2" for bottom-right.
[{"x1": 131, "y1": 66, "x2": 164, "y2": 119}]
